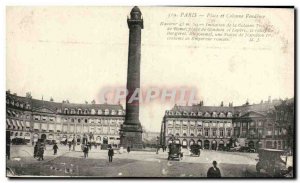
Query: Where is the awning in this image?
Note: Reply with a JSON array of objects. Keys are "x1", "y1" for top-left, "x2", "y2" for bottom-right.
[
  {"x1": 12, "y1": 111, "x2": 16, "y2": 116},
  {"x1": 197, "y1": 121, "x2": 202, "y2": 126},
  {"x1": 11, "y1": 120, "x2": 17, "y2": 128},
  {"x1": 25, "y1": 136, "x2": 31, "y2": 140},
  {"x1": 61, "y1": 138, "x2": 67, "y2": 141},
  {"x1": 26, "y1": 121, "x2": 30, "y2": 128},
  {"x1": 6, "y1": 119, "x2": 11, "y2": 126},
  {"x1": 175, "y1": 121, "x2": 180, "y2": 125},
  {"x1": 182, "y1": 121, "x2": 188, "y2": 125},
  {"x1": 190, "y1": 121, "x2": 195, "y2": 126},
  {"x1": 16, "y1": 121, "x2": 22, "y2": 129},
  {"x1": 21, "y1": 121, "x2": 25, "y2": 128}
]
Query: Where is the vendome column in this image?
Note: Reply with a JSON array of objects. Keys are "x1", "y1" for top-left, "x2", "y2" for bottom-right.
[{"x1": 120, "y1": 6, "x2": 143, "y2": 149}]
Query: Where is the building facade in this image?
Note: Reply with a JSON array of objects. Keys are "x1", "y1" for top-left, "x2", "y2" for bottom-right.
[
  {"x1": 161, "y1": 98, "x2": 294, "y2": 151},
  {"x1": 6, "y1": 91, "x2": 125, "y2": 146}
]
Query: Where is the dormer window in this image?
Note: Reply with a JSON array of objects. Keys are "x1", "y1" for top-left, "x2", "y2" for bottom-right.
[
  {"x1": 219, "y1": 112, "x2": 226, "y2": 118},
  {"x1": 212, "y1": 112, "x2": 218, "y2": 118},
  {"x1": 105, "y1": 109, "x2": 109, "y2": 115},
  {"x1": 91, "y1": 109, "x2": 96, "y2": 115},
  {"x1": 98, "y1": 109, "x2": 103, "y2": 115},
  {"x1": 118, "y1": 110, "x2": 123, "y2": 115},
  {"x1": 111, "y1": 110, "x2": 116, "y2": 115},
  {"x1": 204, "y1": 112, "x2": 211, "y2": 117},
  {"x1": 64, "y1": 108, "x2": 69, "y2": 114}
]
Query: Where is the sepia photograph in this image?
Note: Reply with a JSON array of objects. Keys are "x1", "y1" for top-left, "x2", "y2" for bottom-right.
[{"x1": 5, "y1": 6, "x2": 295, "y2": 178}]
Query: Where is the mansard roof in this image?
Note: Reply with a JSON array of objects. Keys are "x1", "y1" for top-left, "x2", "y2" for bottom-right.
[{"x1": 7, "y1": 92, "x2": 124, "y2": 111}]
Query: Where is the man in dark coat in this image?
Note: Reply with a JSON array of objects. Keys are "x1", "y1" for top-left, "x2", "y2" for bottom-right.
[
  {"x1": 53, "y1": 143, "x2": 58, "y2": 155},
  {"x1": 207, "y1": 161, "x2": 221, "y2": 178},
  {"x1": 68, "y1": 142, "x2": 72, "y2": 151},
  {"x1": 83, "y1": 145, "x2": 89, "y2": 158},
  {"x1": 108, "y1": 146, "x2": 114, "y2": 162},
  {"x1": 38, "y1": 144, "x2": 45, "y2": 161},
  {"x1": 33, "y1": 144, "x2": 38, "y2": 158},
  {"x1": 127, "y1": 146, "x2": 130, "y2": 153}
]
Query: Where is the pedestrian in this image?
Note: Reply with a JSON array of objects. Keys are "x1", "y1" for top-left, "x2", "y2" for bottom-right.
[
  {"x1": 38, "y1": 144, "x2": 45, "y2": 161},
  {"x1": 53, "y1": 143, "x2": 58, "y2": 155},
  {"x1": 68, "y1": 142, "x2": 72, "y2": 151},
  {"x1": 34, "y1": 144, "x2": 38, "y2": 158},
  {"x1": 108, "y1": 146, "x2": 114, "y2": 162},
  {"x1": 88, "y1": 142, "x2": 92, "y2": 151},
  {"x1": 83, "y1": 145, "x2": 89, "y2": 158},
  {"x1": 127, "y1": 146, "x2": 130, "y2": 153},
  {"x1": 207, "y1": 161, "x2": 221, "y2": 178}
]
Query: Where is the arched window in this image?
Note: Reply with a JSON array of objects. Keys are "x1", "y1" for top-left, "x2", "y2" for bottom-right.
[
  {"x1": 183, "y1": 133, "x2": 187, "y2": 137},
  {"x1": 64, "y1": 108, "x2": 69, "y2": 114},
  {"x1": 78, "y1": 109, "x2": 82, "y2": 115}
]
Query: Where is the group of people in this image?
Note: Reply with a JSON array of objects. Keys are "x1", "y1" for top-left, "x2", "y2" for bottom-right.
[{"x1": 33, "y1": 142, "x2": 46, "y2": 161}]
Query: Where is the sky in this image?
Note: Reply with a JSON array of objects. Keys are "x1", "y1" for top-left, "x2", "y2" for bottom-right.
[{"x1": 6, "y1": 7, "x2": 294, "y2": 132}]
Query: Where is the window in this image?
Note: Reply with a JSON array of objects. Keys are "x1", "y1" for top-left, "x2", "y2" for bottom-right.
[
  {"x1": 258, "y1": 121, "x2": 262, "y2": 127},
  {"x1": 220, "y1": 129, "x2": 224, "y2": 137},
  {"x1": 85, "y1": 119, "x2": 88, "y2": 123},
  {"x1": 71, "y1": 118, "x2": 74, "y2": 122},
  {"x1": 250, "y1": 121, "x2": 255, "y2": 127},
  {"x1": 227, "y1": 129, "x2": 231, "y2": 136},
  {"x1": 212, "y1": 129, "x2": 217, "y2": 136},
  {"x1": 197, "y1": 129, "x2": 202, "y2": 136},
  {"x1": 64, "y1": 108, "x2": 68, "y2": 114},
  {"x1": 212, "y1": 122, "x2": 216, "y2": 127},
  {"x1": 34, "y1": 115, "x2": 40, "y2": 120},
  {"x1": 219, "y1": 122, "x2": 224, "y2": 128},
  {"x1": 205, "y1": 129, "x2": 209, "y2": 136}
]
